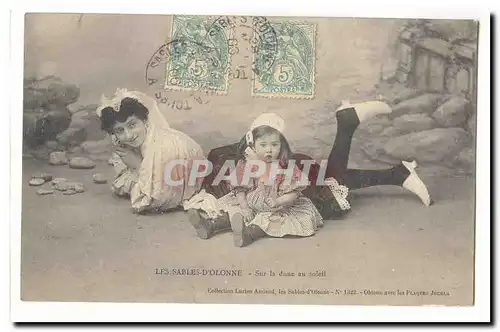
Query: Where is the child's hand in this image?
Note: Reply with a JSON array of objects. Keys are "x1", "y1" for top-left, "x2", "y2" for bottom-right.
[
  {"x1": 241, "y1": 207, "x2": 254, "y2": 221},
  {"x1": 115, "y1": 146, "x2": 142, "y2": 170},
  {"x1": 271, "y1": 192, "x2": 298, "y2": 209},
  {"x1": 264, "y1": 196, "x2": 278, "y2": 208}
]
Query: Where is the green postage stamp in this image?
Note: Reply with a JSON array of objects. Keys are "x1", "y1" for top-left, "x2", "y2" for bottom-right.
[
  {"x1": 252, "y1": 21, "x2": 316, "y2": 99},
  {"x1": 164, "y1": 16, "x2": 316, "y2": 98},
  {"x1": 164, "y1": 15, "x2": 232, "y2": 94}
]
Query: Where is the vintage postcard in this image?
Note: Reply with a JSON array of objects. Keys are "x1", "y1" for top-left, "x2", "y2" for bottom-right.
[{"x1": 11, "y1": 7, "x2": 489, "y2": 322}]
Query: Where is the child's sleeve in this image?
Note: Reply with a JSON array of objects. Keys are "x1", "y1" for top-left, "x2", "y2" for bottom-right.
[{"x1": 279, "y1": 164, "x2": 310, "y2": 195}]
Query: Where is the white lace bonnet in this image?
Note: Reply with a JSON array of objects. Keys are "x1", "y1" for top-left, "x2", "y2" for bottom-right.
[
  {"x1": 96, "y1": 88, "x2": 141, "y2": 117},
  {"x1": 246, "y1": 113, "x2": 286, "y2": 145},
  {"x1": 95, "y1": 88, "x2": 170, "y2": 129}
]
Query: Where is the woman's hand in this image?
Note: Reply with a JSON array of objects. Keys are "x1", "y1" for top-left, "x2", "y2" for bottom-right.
[{"x1": 115, "y1": 146, "x2": 143, "y2": 170}]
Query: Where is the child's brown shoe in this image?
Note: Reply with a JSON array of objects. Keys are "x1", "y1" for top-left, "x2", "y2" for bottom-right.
[{"x1": 188, "y1": 209, "x2": 214, "y2": 239}]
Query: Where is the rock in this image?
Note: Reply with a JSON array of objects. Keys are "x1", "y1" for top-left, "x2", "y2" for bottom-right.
[
  {"x1": 30, "y1": 145, "x2": 51, "y2": 160},
  {"x1": 51, "y1": 177, "x2": 78, "y2": 191},
  {"x1": 24, "y1": 75, "x2": 38, "y2": 85},
  {"x1": 43, "y1": 105, "x2": 72, "y2": 138},
  {"x1": 23, "y1": 88, "x2": 49, "y2": 109},
  {"x1": 374, "y1": 81, "x2": 422, "y2": 105},
  {"x1": 45, "y1": 140, "x2": 59, "y2": 151},
  {"x1": 432, "y1": 96, "x2": 471, "y2": 127},
  {"x1": 81, "y1": 138, "x2": 113, "y2": 155},
  {"x1": 37, "y1": 189, "x2": 54, "y2": 195},
  {"x1": 49, "y1": 151, "x2": 68, "y2": 165},
  {"x1": 380, "y1": 126, "x2": 402, "y2": 137},
  {"x1": 51, "y1": 177, "x2": 67, "y2": 184},
  {"x1": 391, "y1": 89, "x2": 422, "y2": 105},
  {"x1": 393, "y1": 113, "x2": 438, "y2": 134},
  {"x1": 42, "y1": 173, "x2": 54, "y2": 181},
  {"x1": 56, "y1": 127, "x2": 87, "y2": 147},
  {"x1": 383, "y1": 128, "x2": 471, "y2": 165},
  {"x1": 360, "y1": 137, "x2": 400, "y2": 165},
  {"x1": 29, "y1": 178, "x2": 45, "y2": 186},
  {"x1": 23, "y1": 111, "x2": 44, "y2": 146},
  {"x1": 67, "y1": 182, "x2": 85, "y2": 193},
  {"x1": 52, "y1": 180, "x2": 71, "y2": 191},
  {"x1": 467, "y1": 113, "x2": 476, "y2": 135},
  {"x1": 72, "y1": 103, "x2": 99, "y2": 115},
  {"x1": 23, "y1": 76, "x2": 76, "y2": 143},
  {"x1": 69, "y1": 157, "x2": 96, "y2": 169},
  {"x1": 87, "y1": 154, "x2": 114, "y2": 162},
  {"x1": 414, "y1": 165, "x2": 460, "y2": 177},
  {"x1": 357, "y1": 116, "x2": 392, "y2": 135},
  {"x1": 27, "y1": 76, "x2": 80, "y2": 106},
  {"x1": 32, "y1": 173, "x2": 53, "y2": 182},
  {"x1": 70, "y1": 111, "x2": 91, "y2": 128},
  {"x1": 391, "y1": 93, "x2": 443, "y2": 118},
  {"x1": 68, "y1": 146, "x2": 84, "y2": 154},
  {"x1": 93, "y1": 173, "x2": 107, "y2": 184},
  {"x1": 455, "y1": 147, "x2": 475, "y2": 169},
  {"x1": 70, "y1": 109, "x2": 106, "y2": 141},
  {"x1": 86, "y1": 115, "x2": 107, "y2": 141},
  {"x1": 24, "y1": 106, "x2": 72, "y2": 145},
  {"x1": 63, "y1": 189, "x2": 77, "y2": 195},
  {"x1": 69, "y1": 118, "x2": 89, "y2": 130},
  {"x1": 50, "y1": 178, "x2": 68, "y2": 186}
]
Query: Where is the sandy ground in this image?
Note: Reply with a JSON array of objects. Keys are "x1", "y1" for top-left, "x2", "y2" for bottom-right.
[{"x1": 20, "y1": 159, "x2": 475, "y2": 306}]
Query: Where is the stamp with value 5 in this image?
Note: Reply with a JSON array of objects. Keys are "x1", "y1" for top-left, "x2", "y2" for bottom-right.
[
  {"x1": 252, "y1": 21, "x2": 316, "y2": 99},
  {"x1": 164, "y1": 15, "x2": 233, "y2": 94}
]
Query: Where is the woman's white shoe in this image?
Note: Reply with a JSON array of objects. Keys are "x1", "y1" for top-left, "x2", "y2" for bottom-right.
[{"x1": 401, "y1": 160, "x2": 432, "y2": 207}]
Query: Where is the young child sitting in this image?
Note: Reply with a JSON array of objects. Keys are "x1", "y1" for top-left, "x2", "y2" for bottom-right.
[{"x1": 216, "y1": 113, "x2": 324, "y2": 247}]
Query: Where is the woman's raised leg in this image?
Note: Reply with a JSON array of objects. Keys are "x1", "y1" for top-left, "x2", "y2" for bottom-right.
[
  {"x1": 324, "y1": 102, "x2": 432, "y2": 206},
  {"x1": 325, "y1": 101, "x2": 392, "y2": 179}
]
